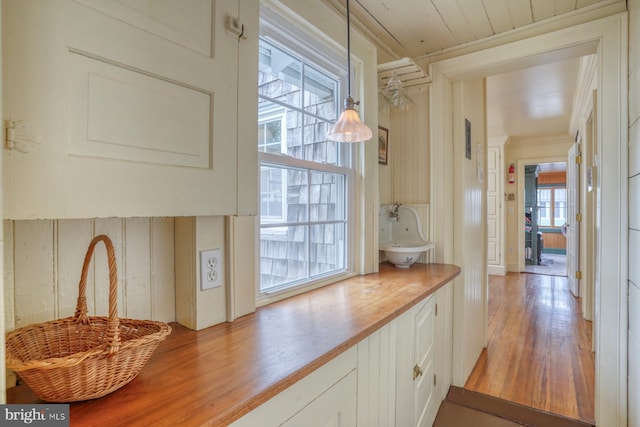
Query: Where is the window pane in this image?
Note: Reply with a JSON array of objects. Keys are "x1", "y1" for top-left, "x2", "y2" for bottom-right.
[
  {"x1": 259, "y1": 100, "x2": 301, "y2": 156},
  {"x1": 258, "y1": 119, "x2": 282, "y2": 154},
  {"x1": 259, "y1": 41, "x2": 302, "y2": 108},
  {"x1": 537, "y1": 188, "x2": 551, "y2": 227},
  {"x1": 554, "y1": 188, "x2": 567, "y2": 226},
  {"x1": 260, "y1": 166, "x2": 284, "y2": 221},
  {"x1": 309, "y1": 171, "x2": 345, "y2": 221},
  {"x1": 302, "y1": 117, "x2": 337, "y2": 165},
  {"x1": 310, "y1": 223, "x2": 345, "y2": 276},
  {"x1": 260, "y1": 225, "x2": 308, "y2": 291},
  {"x1": 304, "y1": 65, "x2": 337, "y2": 121},
  {"x1": 285, "y1": 167, "x2": 309, "y2": 223}
]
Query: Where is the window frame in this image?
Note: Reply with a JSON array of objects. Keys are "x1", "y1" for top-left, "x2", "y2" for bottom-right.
[
  {"x1": 537, "y1": 184, "x2": 567, "y2": 228},
  {"x1": 257, "y1": 9, "x2": 357, "y2": 303}
]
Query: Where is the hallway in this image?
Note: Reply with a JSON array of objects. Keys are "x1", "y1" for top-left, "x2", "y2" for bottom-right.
[
  {"x1": 524, "y1": 253, "x2": 567, "y2": 276},
  {"x1": 463, "y1": 273, "x2": 595, "y2": 424}
]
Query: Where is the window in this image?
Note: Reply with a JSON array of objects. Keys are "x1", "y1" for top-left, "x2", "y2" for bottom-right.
[
  {"x1": 537, "y1": 187, "x2": 566, "y2": 227},
  {"x1": 257, "y1": 35, "x2": 353, "y2": 295}
]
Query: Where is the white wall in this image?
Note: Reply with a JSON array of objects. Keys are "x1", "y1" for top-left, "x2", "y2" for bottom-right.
[
  {"x1": 3, "y1": 218, "x2": 175, "y2": 331},
  {"x1": 628, "y1": 0, "x2": 640, "y2": 425},
  {"x1": 378, "y1": 108, "x2": 393, "y2": 205},
  {"x1": 3, "y1": 217, "x2": 176, "y2": 388},
  {"x1": 388, "y1": 91, "x2": 430, "y2": 205},
  {"x1": 451, "y1": 78, "x2": 487, "y2": 385}
]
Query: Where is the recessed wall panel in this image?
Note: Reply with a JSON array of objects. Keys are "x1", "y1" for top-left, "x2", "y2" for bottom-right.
[
  {"x1": 69, "y1": 52, "x2": 211, "y2": 168},
  {"x1": 75, "y1": 0, "x2": 213, "y2": 56}
]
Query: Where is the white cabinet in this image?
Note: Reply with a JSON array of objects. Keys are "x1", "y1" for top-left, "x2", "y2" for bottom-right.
[
  {"x1": 357, "y1": 290, "x2": 446, "y2": 427},
  {"x1": 3, "y1": 0, "x2": 257, "y2": 219},
  {"x1": 232, "y1": 286, "x2": 452, "y2": 427},
  {"x1": 230, "y1": 347, "x2": 358, "y2": 427}
]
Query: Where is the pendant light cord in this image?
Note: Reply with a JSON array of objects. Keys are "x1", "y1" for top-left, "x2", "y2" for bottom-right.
[{"x1": 346, "y1": 0, "x2": 352, "y2": 97}]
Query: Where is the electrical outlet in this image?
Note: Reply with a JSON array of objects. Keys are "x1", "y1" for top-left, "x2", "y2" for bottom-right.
[{"x1": 200, "y1": 249, "x2": 222, "y2": 290}]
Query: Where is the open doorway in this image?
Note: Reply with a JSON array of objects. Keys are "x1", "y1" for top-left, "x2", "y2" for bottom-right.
[
  {"x1": 523, "y1": 162, "x2": 568, "y2": 277},
  {"x1": 430, "y1": 13, "x2": 627, "y2": 427}
]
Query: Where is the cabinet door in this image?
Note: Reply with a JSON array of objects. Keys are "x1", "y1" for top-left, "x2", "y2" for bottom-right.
[
  {"x1": 230, "y1": 347, "x2": 357, "y2": 427},
  {"x1": 3, "y1": 0, "x2": 255, "y2": 219},
  {"x1": 281, "y1": 370, "x2": 357, "y2": 427},
  {"x1": 396, "y1": 295, "x2": 437, "y2": 427}
]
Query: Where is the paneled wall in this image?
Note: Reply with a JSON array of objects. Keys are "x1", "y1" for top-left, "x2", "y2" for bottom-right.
[
  {"x1": 389, "y1": 91, "x2": 430, "y2": 205},
  {"x1": 628, "y1": 0, "x2": 640, "y2": 425},
  {"x1": 4, "y1": 218, "x2": 176, "y2": 333},
  {"x1": 451, "y1": 78, "x2": 487, "y2": 385}
]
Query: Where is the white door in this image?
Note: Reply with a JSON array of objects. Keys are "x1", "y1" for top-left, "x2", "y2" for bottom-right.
[
  {"x1": 3, "y1": 0, "x2": 246, "y2": 219},
  {"x1": 567, "y1": 143, "x2": 580, "y2": 297},
  {"x1": 395, "y1": 296, "x2": 438, "y2": 427},
  {"x1": 487, "y1": 145, "x2": 502, "y2": 274},
  {"x1": 413, "y1": 297, "x2": 437, "y2": 427}
]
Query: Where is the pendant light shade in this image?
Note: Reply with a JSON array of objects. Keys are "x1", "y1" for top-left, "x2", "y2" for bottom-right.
[
  {"x1": 327, "y1": 96, "x2": 373, "y2": 143},
  {"x1": 326, "y1": 0, "x2": 372, "y2": 143}
]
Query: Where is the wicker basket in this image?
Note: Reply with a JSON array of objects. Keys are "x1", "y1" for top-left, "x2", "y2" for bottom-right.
[{"x1": 5, "y1": 235, "x2": 172, "y2": 402}]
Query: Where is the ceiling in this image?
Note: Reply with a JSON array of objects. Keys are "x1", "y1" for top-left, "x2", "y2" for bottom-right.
[
  {"x1": 486, "y1": 57, "x2": 582, "y2": 139},
  {"x1": 325, "y1": 0, "x2": 623, "y2": 140},
  {"x1": 327, "y1": 0, "x2": 622, "y2": 59}
]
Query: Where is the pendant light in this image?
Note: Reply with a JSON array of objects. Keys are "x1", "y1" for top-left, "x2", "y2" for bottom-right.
[{"x1": 326, "y1": 0, "x2": 373, "y2": 143}]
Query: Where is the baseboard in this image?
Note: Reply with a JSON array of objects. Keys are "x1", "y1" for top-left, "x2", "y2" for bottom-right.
[{"x1": 487, "y1": 264, "x2": 506, "y2": 276}]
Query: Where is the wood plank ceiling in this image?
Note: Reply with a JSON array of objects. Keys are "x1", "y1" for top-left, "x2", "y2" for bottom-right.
[
  {"x1": 324, "y1": 0, "x2": 624, "y2": 140},
  {"x1": 328, "y1": 0, "x2": 621, "y2": 59}
]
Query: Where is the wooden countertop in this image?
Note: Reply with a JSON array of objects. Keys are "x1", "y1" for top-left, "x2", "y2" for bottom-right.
[{"x1": 7, "y1": 262, "x2": 460, "y2": 426}]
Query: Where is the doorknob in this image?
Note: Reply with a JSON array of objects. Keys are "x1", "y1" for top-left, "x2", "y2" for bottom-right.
[{"x1": 413, "y1": 364, "x2": 423, "y2": 380}]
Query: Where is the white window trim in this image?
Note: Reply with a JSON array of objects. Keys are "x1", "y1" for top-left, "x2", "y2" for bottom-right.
[{"x1": 257, "y1": 7, "x2": 359, "y2": 304}]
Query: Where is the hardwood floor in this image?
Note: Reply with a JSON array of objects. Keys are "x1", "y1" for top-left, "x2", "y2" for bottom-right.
[{"x1": 464, "y1": 273, "x2": 595, "y2": 424}]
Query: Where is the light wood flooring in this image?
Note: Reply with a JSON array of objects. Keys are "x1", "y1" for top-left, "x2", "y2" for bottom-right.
[{"x1": 464, "y1": 273, "x2": 595, "y2": 424}]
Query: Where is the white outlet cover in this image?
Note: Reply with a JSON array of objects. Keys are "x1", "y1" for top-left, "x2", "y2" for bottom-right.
[{"x1": 200, "y1": 248, "x2": 222, "y2": 290}]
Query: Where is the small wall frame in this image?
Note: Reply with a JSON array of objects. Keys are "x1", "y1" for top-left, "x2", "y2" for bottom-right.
[{"x1": 378, "y1": 126, "x2": 389, "y2": 165}]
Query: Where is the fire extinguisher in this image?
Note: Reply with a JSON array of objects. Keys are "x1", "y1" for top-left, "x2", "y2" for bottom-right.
[{"x1": 508, "y1": 164, "x2": 515, "y2": 184}]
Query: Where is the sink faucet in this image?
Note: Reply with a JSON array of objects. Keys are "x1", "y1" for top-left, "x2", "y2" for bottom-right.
[{"x1": 389, "y1": 202, "x2": 401, "y2": 221}]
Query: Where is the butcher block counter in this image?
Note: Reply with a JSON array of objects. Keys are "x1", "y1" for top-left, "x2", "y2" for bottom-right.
[{"x1": 7, "y1": 262, "x2": 461, "y2": 426}]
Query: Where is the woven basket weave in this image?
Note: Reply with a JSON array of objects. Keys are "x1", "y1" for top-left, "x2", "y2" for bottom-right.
[{"x1": 5, "y1": 234, "x2": 171, "y2": 402}]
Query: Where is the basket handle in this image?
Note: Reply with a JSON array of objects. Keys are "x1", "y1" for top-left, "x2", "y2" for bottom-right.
[{"x1": 74, "y1": 234, "x2": 120, "y2": 354}]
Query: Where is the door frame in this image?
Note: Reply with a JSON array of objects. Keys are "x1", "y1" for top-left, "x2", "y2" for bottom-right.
[
  {"x1": 567, "y1": 144, "x2": 581, "y2": 296},
  {"x1": 516, "y1": 156, "x2": 568, "y2": 273},
  {"x1": 429, "y1": 13, "x2": 628, "y2": 426}
]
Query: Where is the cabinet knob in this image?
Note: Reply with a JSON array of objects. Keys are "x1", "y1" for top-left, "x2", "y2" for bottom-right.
[{"x1": 413, "y1": 364, "x2": 423, "y2": 380}]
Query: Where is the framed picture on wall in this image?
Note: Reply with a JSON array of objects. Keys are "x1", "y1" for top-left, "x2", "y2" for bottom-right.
[{"x1": 378, "y1": 126, "x2": 389, "y2": 165}]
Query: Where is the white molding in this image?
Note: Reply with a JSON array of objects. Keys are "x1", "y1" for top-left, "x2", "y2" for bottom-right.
[
  {"x1": 421, "y1": 1, "x2": 626, "y2": 64},
  {"x1": 488, "y1": 135, "x2": 509, "y2": 146},
  {"x1": 570, "y1": 54, "x2": 598, "y2": 135},
  {"x1": 508, "y1": 134, "x2": 574, "y2": 146},
  {"x1": 430, "y1": 13, "x2": 628, "y2": 426},
  {"x1": 487, "y1": 265, "x2": 506, "y2": 276}
]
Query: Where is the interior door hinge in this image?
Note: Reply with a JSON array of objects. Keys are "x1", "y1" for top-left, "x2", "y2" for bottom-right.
[
  {"x1": 575, "y1": 271, "x2": 583, "y2": 279},
  {"x1": 435, "y1": 303, "x2": 438, "y2": 316},
  {"x1": 434, "y1": 374, "x2": 437, "y2": 386},
  {"x1": 576, "y1": 155, "x2": 582, "y2": 164},
  {"x1": 576, "y1": 213, "x2": 582, "y2": 222},
  {"x1": 4, "y1": 119, "x2": 40, "y2": 153}
]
